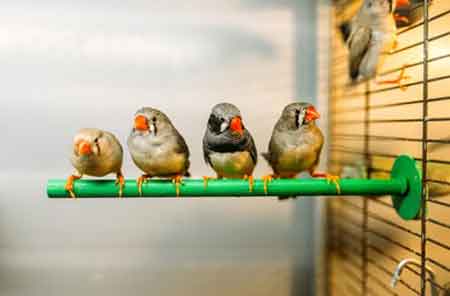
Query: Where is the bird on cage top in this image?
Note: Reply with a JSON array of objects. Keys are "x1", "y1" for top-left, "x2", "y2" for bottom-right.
[
  {"x1": 394, "y1": 0, "x2": 433, "y2": 27},
  {"x1": 339, "y1": 0, "x2": 410, "y2": 89},
  {"x1": 127, "y1": 107, "x2": 190, "y2": 197},
  {"x1": 262, "y1": 102, "x2": 341, "y2": 200},
  {"x1": 65, "y1": 128, "x2": 125, "y2": 198},
  {"x1": 202, "y1": 103, "x2": 258, "y2": 192}
]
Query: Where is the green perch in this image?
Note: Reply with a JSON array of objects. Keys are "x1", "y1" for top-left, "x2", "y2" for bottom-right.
[{"x1": 47, "y1": 155, "x2": 422, "y2": 221}]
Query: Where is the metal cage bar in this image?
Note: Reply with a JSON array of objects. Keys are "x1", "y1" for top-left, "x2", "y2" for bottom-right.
[
  {"x1": 420, "y1": 1, "x2": 430, "y2": 295},
  {"x1": 328, "y1": 1, "x2": 450, "y2": 295}
]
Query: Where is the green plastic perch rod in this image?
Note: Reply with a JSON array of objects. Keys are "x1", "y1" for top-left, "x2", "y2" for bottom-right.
[{"x1": 47, "y1": 155, "x2": 422, "y2": 220}]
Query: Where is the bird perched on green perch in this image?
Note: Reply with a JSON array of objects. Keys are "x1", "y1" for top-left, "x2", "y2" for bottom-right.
[
  {"x1": 127, "y1": 107, "x2": 190, "y2": 197},
  {"x1": 262, "y1": 102, "x2": 341, "y2": 200},
  {"x1": 65, "y1": 128, "x2": 125, "y2": 198},
  {"x1": 202, "y1": 103, "x2": 258, "y2": 192}
]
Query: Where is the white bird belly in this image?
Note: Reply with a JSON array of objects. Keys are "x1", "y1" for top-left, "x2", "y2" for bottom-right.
[{"x1": 209, "y1": 151, "x2": 254, "y2": 178}]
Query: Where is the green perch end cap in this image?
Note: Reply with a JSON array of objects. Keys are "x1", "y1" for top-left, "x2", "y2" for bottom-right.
[{"x1": 390, "y1": 155, "x2": 423, "y2": 221}]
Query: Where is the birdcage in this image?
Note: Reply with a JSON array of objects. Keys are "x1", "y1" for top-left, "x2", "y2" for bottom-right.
[
  {"x1": 42, "y1": 1, "x2": 449, "y2": 295},
  {"x1": 327, "y1": 1, "x2": 450, "y2": 295}
]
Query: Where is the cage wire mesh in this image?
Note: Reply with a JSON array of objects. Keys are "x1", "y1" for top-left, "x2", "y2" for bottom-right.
[{"x1": 327, "y1": 0, "x2": 450, "y2": 295}]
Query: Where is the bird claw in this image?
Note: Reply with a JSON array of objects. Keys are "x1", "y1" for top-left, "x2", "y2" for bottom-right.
[
  {"x1": 377, "y1": 65, "x2": 411, "y2": 91},
  {"x1": 67, "y1": 188, "x2": 76, "y2": 199},
  {"x1": 325, "y1": 174, "x2": 341, "y2": 195},
  {"x1": 172, "y1": 175, "x2": 183, "y2": 197},
  {"x1": 65, "y1": 175, "x2": 81, "y2": 199},
  {"x1": 137, "y1": 175, "x2": 150, "y2": 197},
  {"x1": 262, "y1": 174, "x2": 277, "y2": 195},
  {"x1": 312, "y1": 172, "x2": 341, "y2": 194},
  {"x1": 243, "y1": 175, "x2": 254, "y2": 192},
  {"x1": 203, "y1": 176, "x2": 215, "y2": 190},
  {"x1": 115, "y1": 173, "x2": 125, "y2": 198}
]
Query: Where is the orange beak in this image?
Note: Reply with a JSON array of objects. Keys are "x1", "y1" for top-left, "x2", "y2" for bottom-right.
[
  {"x1": 230, "y1": 116, "x2": 244, "y2": 136},
  {"x1": 78, "y1": 141, "x2": 92, "y2": 156},
  {"x1": 305, "y1": 106, "x2": 320, "y2": 121},
  {"x1": 134, "y1": 115, "x2": 149, "y2": 131}
]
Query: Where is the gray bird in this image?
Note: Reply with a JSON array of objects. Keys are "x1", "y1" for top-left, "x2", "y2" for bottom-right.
[
  {"x1": 340, "y1": 0, "x2": 409, "y2": 87},
  {"x1": 262, "y1": 102, "x2": 340, "y2": 199},
  {"x1": 127, "y1": 107, "x2": 190, "y2": 196},
  {"x1": 66, "y1": 128, "x2": 124, "y2": 198},
  {"x1": 202, "y1": 103, "x2": 257, "y2": 191}
]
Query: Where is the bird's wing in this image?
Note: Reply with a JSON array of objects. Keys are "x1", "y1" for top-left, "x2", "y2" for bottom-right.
[
  {"x1": 348, "y1": 26, "x2": 372, "y2": 81},
  {"x1": 247, "y1": 133, "x2": 258, "y2": 165},
  {"x1": 311, "y1": 142, "x2": 324, "y2": 172},
  {"x1": 173, "y1": 130, "x2": 190, "y2": 156},
  {"x1": 261, "y1": 152, "x2": 271, "y2": 163},
  {"x1": 339, "y1": 21, "x2": 352, "y2": 43},
  {"x1": 311, "y1": 126, "x2": 325, "y2": 171},
  {"x1": 202, "y1": 134, "x2": 213, "y2": 167},
  {"x1": 264, "y1": 132, "x2": 282, "y2": 172},
  {"x1": 103, "y1": 131, "x2": 124, "y2": 172},
  {"x1": 173, "y1": 129, "x2": 191, "y2": 173}
]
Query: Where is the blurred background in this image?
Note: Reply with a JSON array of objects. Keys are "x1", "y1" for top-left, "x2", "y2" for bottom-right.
[
  {"x1": 0, "y1": 0, "x2": 329, "y2": 295},
  {"x1": 0, "y1": 0, "x2": 448, "y2": 295}
]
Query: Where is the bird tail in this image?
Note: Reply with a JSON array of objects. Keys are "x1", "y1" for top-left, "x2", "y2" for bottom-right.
[
  {"x1": 339, "y1": 21, "x2": 352, "y2": 43},
  {"x1": 261, "y1": 152, "x2": 271, "y2": 163},
  {"x1": 278, "y1": 196, "x2": 297, "y2": 201}
]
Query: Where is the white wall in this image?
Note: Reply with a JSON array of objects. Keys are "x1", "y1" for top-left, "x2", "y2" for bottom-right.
[{"x1": 0, "y1": 1, "x2": 322, "y2": 295}]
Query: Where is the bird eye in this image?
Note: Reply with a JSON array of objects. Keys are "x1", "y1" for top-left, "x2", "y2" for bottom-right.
[
  {"x1": 94, "y1": 138, "x2": 99, "y2": 143},
  {"x1": 152, "y1": 117, "x2": 157, "y2": 122},
  {"x1": 208, "y1": 114, "x2": 225, "y2": 133}
]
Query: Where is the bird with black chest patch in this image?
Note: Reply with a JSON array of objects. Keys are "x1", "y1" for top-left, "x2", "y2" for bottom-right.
[
  {"x1": 262, "y1": 102, "x2": 340, "y2": 200},
  {"x1": 127, "y1": 107, "x2": 190, "y2": 196},
  {"x1": 203, "y1": 103, "x2": 257, "y2": 192},
  {"x1": 340, "y1": 0, "x2": 410, "y2": 88},
  {"x1": 66, "y1": 128, "x2": 125, "y2": 198}
]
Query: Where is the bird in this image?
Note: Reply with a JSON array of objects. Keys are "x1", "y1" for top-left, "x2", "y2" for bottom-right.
[
  {"x1": 340, "y1": 0, "x2": 410, "y2": 88},
  {"x1": 127, "y1": 107, "x2": 190, "y2": 196},
  {"x1": 202, "y1": 103, "x2": 257, "y2": 192},
  {"x1": 262, "y1": 102, "x2": 340, "y2": 200},
  {"x1": 65, "y1": 128, "x2": 124, "y2": 198},
  {"x1": 393, "y1": 0, "x2": 411, "y2": 26}
]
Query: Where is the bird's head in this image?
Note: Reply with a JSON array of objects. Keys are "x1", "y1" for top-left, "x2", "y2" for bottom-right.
[
  {"x1": 207, "y1": 103, "x2": 245, "y2": 138},
  {"x1": 132, "y1": 107, "x2": 172, "y2": 136},
  {"x1": 280, "y1": 102, "x2": 320, "y2": 130},
  {"x1": 364, "y1": 0, "x2": 395, "y2": 15},
  {"x1": 73, "y1": 128, "x2": 105, "y2": 158}
]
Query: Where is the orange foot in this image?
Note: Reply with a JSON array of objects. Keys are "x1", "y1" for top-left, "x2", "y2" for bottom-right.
[
  {"x1": 65, "y1": 175, "x2": 82, "y2": 198},
  {"x1": 262, "y1": 174, "x2": 279, "y2": 195},
  {"x1": 377, "y1": 65, "x2": 411, "y2": 91},
  {"x1": 137, "y1": 174, "x2": 151, "y2": 196},
  {"x1": 203, "y1": 176, "x2": 216, "y2": 189},
  {"x1": 311, "y1": 172, "x2": 341, "y2": 194},
  {"x1": 243, "y1": 175, "x2": 254, "y2": 192},
  {"x1": 171, "y1": 175, "x2": 184, "y2": 197},
  {"x1": 115, "y1": 172, "x2": 125, "y2": 197}
]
